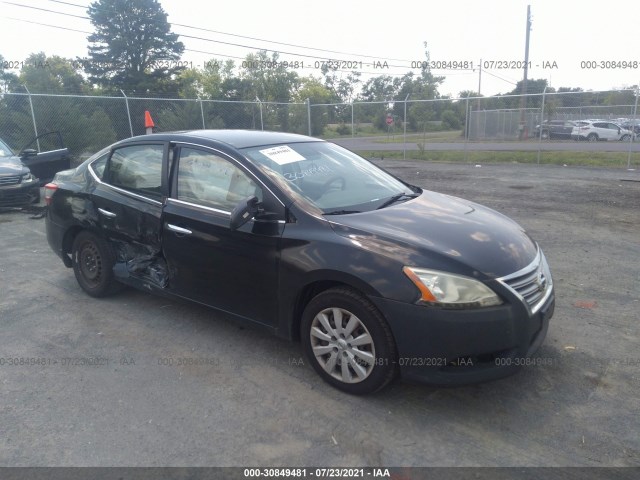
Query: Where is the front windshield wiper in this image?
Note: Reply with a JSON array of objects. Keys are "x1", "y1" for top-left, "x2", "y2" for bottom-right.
[
  {"x1": 323, "y1": 210, "x2": 362, "y2": 215},
  {"x1": 376, "y1": 192, "x2": 419, "y2": 210}
]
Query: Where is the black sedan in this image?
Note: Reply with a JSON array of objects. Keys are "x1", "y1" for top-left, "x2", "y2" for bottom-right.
[
  {"x1": 533, "y1": 120, "x2": 577, "y2": 140},
  {"x1": 45, "y1": 130, "x2": 555, "y2": 394}
]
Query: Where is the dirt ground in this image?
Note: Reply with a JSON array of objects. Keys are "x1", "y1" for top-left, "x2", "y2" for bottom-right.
[{"x1": 0, "y1": 161, "x2": 638, "y2": 467}]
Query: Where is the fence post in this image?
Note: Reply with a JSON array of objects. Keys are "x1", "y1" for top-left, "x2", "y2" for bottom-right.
[
  {"x1": 199, "y1": 97, "x2": 206, "y2": 129},
  {"x1": 23, "y1": 85, "x2": 40, "y2": 151},
  {"x1": 120, "y1": 89, "x2": 134, "y2": 137},
  {"x1": 403, "y1": 94, "x2": 410, "y2": 160},
  {"x1": 464, "y1": 93, "x2": 470, "y2": 163},
  {"x1": 307, "y1": 98, "x2": 311, "y2": 136},
  {"x1": 628, "y1": 84, "x2": 639, "y2": 169},
  {"x1": 255, "y1": 97, "x2": 264, "y2": 131},
  {"x1": 537, "y1": 87, "x2": 547, "y2": 164},
  {"x1": 351, "y1": 102, "x2": 354, "y2": 138}
]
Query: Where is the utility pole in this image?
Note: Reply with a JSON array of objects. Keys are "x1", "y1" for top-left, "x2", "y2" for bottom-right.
[
  {"x1": 519, "y1": 5, "x2": 532, "y2": 140},
  {"x1": 477, "y1": 58, "x2": 482, "y2": 112}
]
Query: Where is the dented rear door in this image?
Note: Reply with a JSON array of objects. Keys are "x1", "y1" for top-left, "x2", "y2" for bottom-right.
[{"x1": 91, "y1": 142, "x2": 169, "y2": 288}]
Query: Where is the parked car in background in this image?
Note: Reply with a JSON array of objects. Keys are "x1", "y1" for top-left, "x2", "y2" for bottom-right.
[
  {"x1": 621, "y1": 120, "x2": 640, "y2": 136},
  {"x1": 45, "y1": 130, "x2": 554, "y2": 394},
  {"x1": 0, "y1": 132, "x2": 70, "y2": 207},
  {"x1": 533, "y1": 120, "x2": 578, "y2": 139},
  {"x1": 571, "y1": 121, "x2": 634, "y2": 141}
]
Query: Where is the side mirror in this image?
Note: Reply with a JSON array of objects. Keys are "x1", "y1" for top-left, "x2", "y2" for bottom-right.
[
  {"x1": 20, "y1": 149, "x2": 38, "y2": 158},
  {"x1": 230, "y1": 196, "x2": 261, "y2": 231}
]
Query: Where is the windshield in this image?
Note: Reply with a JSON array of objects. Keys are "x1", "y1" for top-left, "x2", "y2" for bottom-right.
[
  {"x1": 0, "y1": 139, "x2": 13, "y2": 157},
  {"x1": 242, "y1": 141, "x2": 416, "y2": 214}
]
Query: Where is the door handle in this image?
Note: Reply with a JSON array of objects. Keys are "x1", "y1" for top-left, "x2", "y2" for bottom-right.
[
  {"x1": 98, "y1": 208, "x2": 116, "y2": 218},
  {"x1": 167, "y1": 224, "x2": 192, "y2": 235}
]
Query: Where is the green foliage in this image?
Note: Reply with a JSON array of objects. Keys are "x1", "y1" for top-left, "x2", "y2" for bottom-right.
[
  {"x1": 294, "y1": 78, "x2": 334, "y2": 135},
  {"x1": 20, "y1": 53, "x2": 87, "y2": 93},
  {"x1": 441, "y1": 110, "x2": 460, "y2": 130},
  {"x1": 0, "y1": 54, "x2": 20, "y2": 91},
  {"x1": 335, "y1": 123, "x2": 352, "y2": 136},
  {"x1": 85, "y1": 109, "x2": 117, "y2": 151},
  {"x1": 84, "y1": 0, "x2": 185, "y2": 94},
  {"x1": 240, "y1": 51, "x2": 301, "y2": 131}
]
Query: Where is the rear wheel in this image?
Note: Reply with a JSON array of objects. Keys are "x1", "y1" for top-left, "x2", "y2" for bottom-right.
[
  {"x1": 587, "y1": 133, "x2": 598, "y2": 142},
  {"x1": 301, "y1": 287, "x2": 398, "y2": 395},
  {"x1": 71, "y1": 231, "x2": 122, "y2": 297}
]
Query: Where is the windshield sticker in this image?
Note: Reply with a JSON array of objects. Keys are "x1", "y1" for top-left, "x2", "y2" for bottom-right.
[{"x1": 259, "y1": 145, "x2": 306, "y2": 165}]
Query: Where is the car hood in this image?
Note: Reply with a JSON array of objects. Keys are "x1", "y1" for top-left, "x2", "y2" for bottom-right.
[
  {"x1": 0, "y1": 156, "x2": 29, "y2": 176},
  {"x1": 328, "y1": 190, "x2": 538, "y2": 278}
]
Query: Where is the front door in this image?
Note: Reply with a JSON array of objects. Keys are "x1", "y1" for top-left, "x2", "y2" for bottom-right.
[{"x1": 161, "y1": 145, "x2": 284, "y2": 327}]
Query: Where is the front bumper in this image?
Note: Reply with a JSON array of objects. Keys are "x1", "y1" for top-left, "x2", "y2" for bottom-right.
[
  {"x1": 370, "y1": 287, "x2": 555, "y2": 386},
  {"x1": 0, "y1": 181, "x2": 40, "y2": 206}
]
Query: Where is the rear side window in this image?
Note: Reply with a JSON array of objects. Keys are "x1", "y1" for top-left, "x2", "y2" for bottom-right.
[
  {"x1": 90, "y1": 153, "x2": 108, "y2": 180},
  {"x1": 106, "y1": 145, "x2": 164, "y2": 198},
  {"x1": 176, "y1": 147, "x2": 262, "y2": 211}
]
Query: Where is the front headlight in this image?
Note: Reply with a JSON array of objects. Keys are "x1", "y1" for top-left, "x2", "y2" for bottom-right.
[
  {"x1": 21, "y1": 173, "x2": 35, "y2": 183},
  {"x1": 403, "y1": 266, "x2": 503, "y2": 308}
]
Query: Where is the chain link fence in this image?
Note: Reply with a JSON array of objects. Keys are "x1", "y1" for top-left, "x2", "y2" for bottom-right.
[{"x1": 1, "y1": 88, "x2": 638, "y2": 167}]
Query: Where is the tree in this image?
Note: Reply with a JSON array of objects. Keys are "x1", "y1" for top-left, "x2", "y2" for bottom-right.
[
  {"x1": 83, "y1": 0, "x2": 184, "y2": 94},
  {"x1": 240, "y1": 51, "x2": 300, "y2": 131},
  {"x1": 19, "y1": 53, "x2": 87, "y2": 93},
  {"x1": 0, "y1": 54, "x2": 20, "y2": 92},
  {"x1": 293, "y1": 78, "x2": 334, "y2": 135}
]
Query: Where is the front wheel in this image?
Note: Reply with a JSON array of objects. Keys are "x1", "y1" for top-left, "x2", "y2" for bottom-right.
[
  {"x1": 72, "y1": 231, "x2": 122, "y2": 297},
  {"x1": 301, "y1": 287, "x2": 398, "y2": 394},
  {"x1": 620, "y1": 134, "x2": 631, "y2": 141}
]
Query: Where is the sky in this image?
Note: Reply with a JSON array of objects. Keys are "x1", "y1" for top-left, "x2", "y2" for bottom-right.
[{"x1": 1, "y1": 0, "x2": 639, "y2": 98}]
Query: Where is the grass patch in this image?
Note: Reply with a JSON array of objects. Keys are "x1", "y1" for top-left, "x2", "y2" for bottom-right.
[
  {"x1": 321, "y1": 126, "x2": 463, "y2": 141},
  {"x1": 355, "y1": 149, "x2": 640, "y2": 168},
  {"x1": 372, "y1": 130, "x2": 464, "y2": 143}
]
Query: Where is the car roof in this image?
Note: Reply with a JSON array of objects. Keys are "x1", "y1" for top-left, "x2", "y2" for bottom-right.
[{"x1": 143, "y1": 129, "x2": 324, "y2": 149}]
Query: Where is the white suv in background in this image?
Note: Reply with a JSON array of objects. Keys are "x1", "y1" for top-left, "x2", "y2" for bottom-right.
[{"x1": 571, "y1": 121, "x2": 634, "y2": 141}]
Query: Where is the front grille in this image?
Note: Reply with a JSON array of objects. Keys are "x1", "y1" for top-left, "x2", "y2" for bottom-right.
[
  {"x1": 499, "y1": 251, "x2": 552, "y2": 313},
  {"x1": 0, "y1": 175, "x2": 21, "y2": 186}
]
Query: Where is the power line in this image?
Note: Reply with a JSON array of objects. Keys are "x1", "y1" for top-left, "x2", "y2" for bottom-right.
[
  {"x1": 3, "y1": 1, "x2": 479, "y2": 84},
  {"x1": 3, "y1": 16, "x2": 91, "y2": 34},
  {"x1": 2, "y1": 1, "x2": 88, "y2": 19},
  {"x1": 44, "y1": 0, "x2": 418, "y2": 63},
  {"x1": 8, "y1": 1, "x2": 470, "y2": 73}
]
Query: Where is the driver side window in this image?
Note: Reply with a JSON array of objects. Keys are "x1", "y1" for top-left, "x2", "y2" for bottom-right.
[{"x1": 176, "y1": 148, "x2": 262, "y2": 211}]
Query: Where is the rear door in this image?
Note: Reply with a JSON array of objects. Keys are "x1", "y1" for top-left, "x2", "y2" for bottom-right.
[
  {"x1": 91, "y1": 142, "x2": 169, "y2": 287},
  {"x1": 161, "y1": 145, "x2": 285, "y2": 327},
  {"x1": 606, "y1": 123, "x2": 622, "y2": 140}
]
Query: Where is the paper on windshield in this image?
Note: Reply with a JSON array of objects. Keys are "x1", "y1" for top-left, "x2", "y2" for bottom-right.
[{"x1": 259, "y1": 145, "x2": 305, "y2": 165}]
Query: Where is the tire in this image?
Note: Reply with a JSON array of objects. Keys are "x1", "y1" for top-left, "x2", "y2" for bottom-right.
[
  {"x1": 541, "y1": 130, "x2": 549, "y2": 140},
  {"x1": 71, "y1": 231, "x2": 122, "y2": 297},
  {"x1": 620, "y1": 134, "x2": 631, "y2": 142},
  {"x1": 301, "y1": 287, "x2": 398, "y2": 395},
  {"x1": 587, "y1": 133, "x2": 598, "y2": 142}
]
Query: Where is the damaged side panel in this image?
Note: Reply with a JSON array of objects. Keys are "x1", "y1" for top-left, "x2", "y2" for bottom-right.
[
  {"x1": 90, "y1": 182, "x2": 169, "y2": 290},
  {"x1": 112, "y1": 240, "x2": 169, "y2": 289}
]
